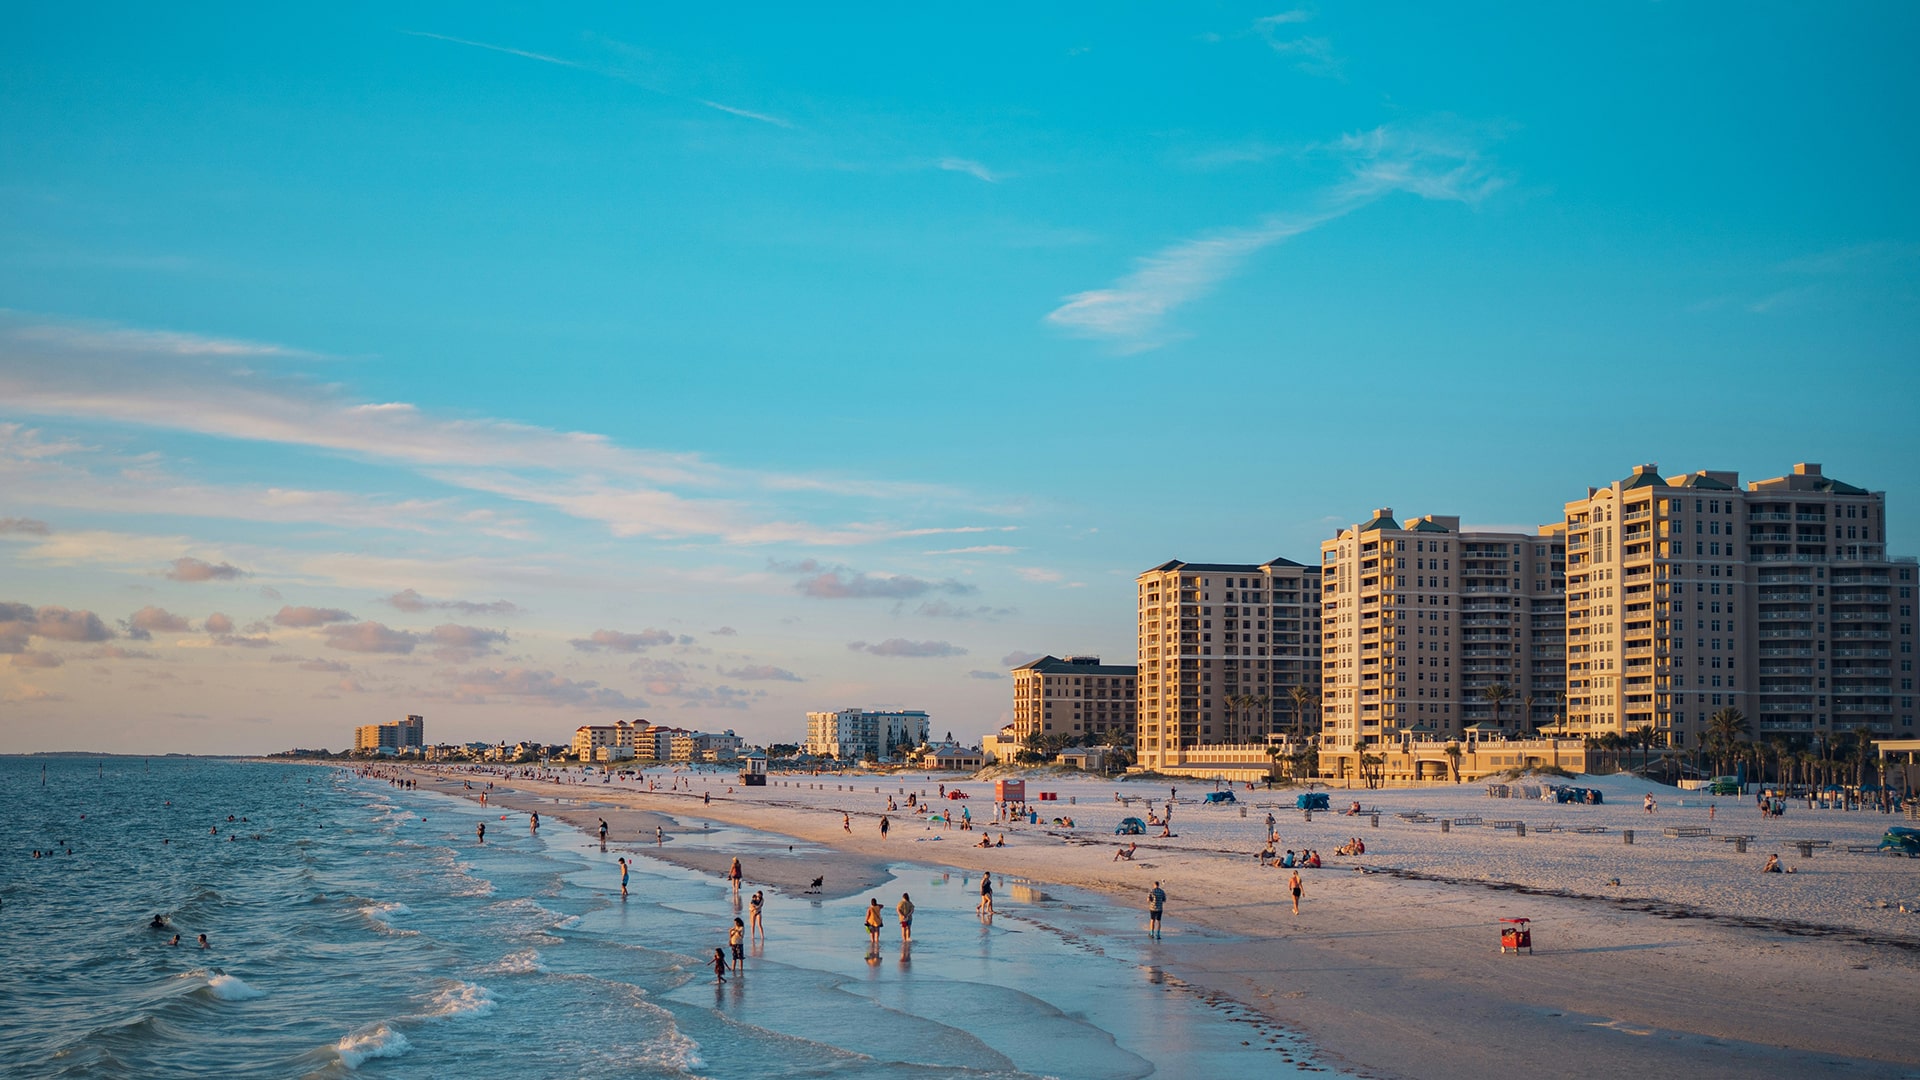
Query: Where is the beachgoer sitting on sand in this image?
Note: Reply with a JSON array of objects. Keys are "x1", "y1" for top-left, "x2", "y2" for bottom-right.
[
  {"x1": 1306, "y1": 851, "x2": 1321, "y2": 868},
  {"x1": 977, "y1": 836, "x2": 993, "y2": 848},
  {"x1": 1282, "y1": 850, "x2": 1296, "y2": 867},
  {"x1": 995, "y1": 834, "x2": 1006, "y2": 847},
  {"x1": 1762, "y1": 853, "x2": 1782, "y2": 873},
  {"x1": 1345, "y1": 801, "x2": 1361, "y2": 816},
  {"x1": 1116, "y1": 842, "x2": 1139, "y2": 862},
  {"x1": 1258, "y1": 844, "x2": 1275, "y2": 864}
]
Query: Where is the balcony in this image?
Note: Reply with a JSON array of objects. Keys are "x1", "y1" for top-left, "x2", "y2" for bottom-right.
[
  {"x1": 1834, "y1": 703, "x2": 1892, "y2": 714},
  {"x1": 1833, "y1": 630, "x2": 1891, "y2": 640},
  {"x1": 1758, "y1": 647, "x2": 1814, "y2": 657},
  {"x1": 1749, "y1": 512, "x2": 1794, "y2": 523}
]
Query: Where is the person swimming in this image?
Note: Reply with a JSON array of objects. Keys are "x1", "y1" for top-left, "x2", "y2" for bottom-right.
[
  {"x1": 168, "y1": 935, "x2": 180, "y2": 947},
  {"x1": 197, "y1": 934, "x2": 209, "y2": 949},
  {"x1": 150, "y1": 914, "x2": 168, "y2": 930}
]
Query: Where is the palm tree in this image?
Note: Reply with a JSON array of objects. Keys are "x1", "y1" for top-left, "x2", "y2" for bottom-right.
[
  {"x1": 1286, "y1": 685, "x2": 1317, "y2": 741},
  {"x1": 1443, "y1": 742, "x2": 1463, "y2": 784},
  {"x1": 1521, "y1": 693, "x2": 1538, "y2": 736},
  {"x1": 1264, "y1": 742, "x2": 1288, "y2": 785},
  {"x1": 1705, "y1": 707, "x2": 1749, "y2": 778},
  {"x1": 1852, "y1": 725, "x2": 1878, "y2": 794},
  {"x1": 1483, "y1": 683, "x2": 1514, "y2": 733}
]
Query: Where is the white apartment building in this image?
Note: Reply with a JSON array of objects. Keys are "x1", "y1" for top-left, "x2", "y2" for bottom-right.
[
  {"x1": 804, "y1": 709, "x2": 931, "y2": 762},
  {"x1": 1135, "y1": 558, "x2": 1322, "y2": 771},
  {"x1": 1320, "y1": 511, "x2": 1565, "y2": 751}
]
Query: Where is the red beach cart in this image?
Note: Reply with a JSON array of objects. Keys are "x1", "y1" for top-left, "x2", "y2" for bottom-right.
[{"x1": 1499, "y1": 917, "x2": 1533, "y2": 955}]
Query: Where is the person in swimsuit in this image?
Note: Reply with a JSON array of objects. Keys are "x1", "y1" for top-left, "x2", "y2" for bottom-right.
[
  {"x1": 864, "y1": 898, "x2": 884, "y2": 949},
  {"x1": 529, "y1": 811, "x2": 539, "y2": 832},
  {"x1": 656, "y1": 826, "x2": 664, "y2": 845},
  {"x1": 977, "y1": 872, "x2": 994, "y2": 916},
  {"x1": 1289, "y1": 869, "x2": 1303, "y2": 915},
  {"x1": 197, "y1": 934, "x2": 209, "y2": 949},
  {"x1": 476, "y1": 822, "x2": 485, "y2": 842},
  {"x1": 168, "y1": 934, "x2": 180, "y2": 947},
  {"x1": 711, "y1": 948, "x2": 729, "y2": 983},
  {"x1": 730, "y1": 918, "x2": 746, "y2": 970},
  {"x1": 749, "y1": 891, "x2": 765, "y2": 939},
  {"x1": 1147, "y1": 882, "x2": 1165, "y2": 938},
  {"x1": 618, "y1": 857, "x2": 629, "y2": 898},
  {"x1": 728, "y1": 857, "x2": 743, "y2": 892},
  {"x1": 598, "y1": 819, "x2": 609, "y2": 844},
  {"x1": 879, "y1": 816, "x2": 890, "y2": 840},
  {"x1": 897, "y1": 893, "x2": 914, "y2": 942}
]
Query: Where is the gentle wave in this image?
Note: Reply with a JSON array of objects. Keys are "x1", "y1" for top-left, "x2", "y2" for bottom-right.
[
  {"x1": 205, "y1": 973, "x2": 265, "y2": 1001},
  {"x1": 357, "y1": 900, "x2": 419, "y2": 935},
  {"x1": 421, "y1": 981, "x2": 495, "y2": 1020},
  {"x1": 483, "y1": 949, "x2": 548, "y2": 975},
  {"x1": 334, "y1": 1023, "x2": 410, "y2": 1069}
]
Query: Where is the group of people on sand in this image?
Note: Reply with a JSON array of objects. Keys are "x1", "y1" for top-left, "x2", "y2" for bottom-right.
[{"x1": 1257, "y1": 845, "x2": 1321, "y2": 869}]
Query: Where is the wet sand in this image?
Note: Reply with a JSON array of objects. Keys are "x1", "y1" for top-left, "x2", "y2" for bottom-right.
[{"x1": 405, "y1": 768, "x2": 1920, "y2": 1080}]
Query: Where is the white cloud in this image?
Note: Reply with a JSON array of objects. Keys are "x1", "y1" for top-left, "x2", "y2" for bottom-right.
[
  {"x1": 1045, "y1": 122, "x2": 1505, "y2": 349},
  {"x1": 937, "y1": 157, "x2": 1002, "y2": 183}
]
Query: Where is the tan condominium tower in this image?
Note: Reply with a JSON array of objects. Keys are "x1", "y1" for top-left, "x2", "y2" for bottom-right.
[
  {"x1": 1563, "y1": 462, "x2": 1914, "y2": 751},
  {"x1": 1320, "y1": 510, "x2": 1565, "y2": 751},
  {"x1": 1134, "y1": 558, "x2": 1321, "y2": 771},
  {"x1": 1009, "y1": 655, "x2": 1138, "y2": 745}
]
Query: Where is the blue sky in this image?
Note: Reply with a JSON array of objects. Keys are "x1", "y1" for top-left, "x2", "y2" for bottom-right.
[{"x1": 2, "y1": 4, "x2": 1916, "y2": 753}]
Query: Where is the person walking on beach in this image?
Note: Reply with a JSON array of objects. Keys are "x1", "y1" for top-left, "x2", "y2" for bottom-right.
[
  {"x1": 842, "y1": 813, "x2": 852, "y2": 834},
  {"x1": 749, "y1": 890, "x2": 765, "y2": 939},
  {"x1": 728, "y1": 857, "x2": 744, "y2": 892},
  {"x1": 1644, "y1": 793, "x2": 1657, "y2": 814},
  {"x1": 730, "y1": 918, "x2": 747, "y2": 971},
  {"x1": 977, "y1": 871, "x2": 994, "y2": 917},
  {"x1": 897, "y1": 893, "x2": 915, "y2": 942},
  {"x1": 656, "y1": 826, "x2": 664, "y2": 845},
  {"x1": 879, "y1": 815, "x2": 890, "y2": 840},
  {"x1": 618, "y1": 857, "x2": 629, "y2": 898},
  {"x1": 865, "y1": 898, "x2": 885, "y2": 950},
  {"x1": 1289, "y1": 869, "x2": 1303, "y2": 915},
  {"x1": 1147, "y1": 882, "x2": 1165, "y2": 938}
]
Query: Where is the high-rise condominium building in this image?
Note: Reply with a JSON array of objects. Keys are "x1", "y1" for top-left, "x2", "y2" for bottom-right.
[
  {"x1": 1009, "y1": 655, "x2": 1138, "y2": 744},
  {"x1": 1134, "y1": 559, "x2": 1322, "y2": 772},
  {"x1": 1319, "y1": 511, "x2": 1565, "y2": 750},
  {"x1": 1564, "y1": 462, "x2": 1915, "y2": 749},
  {"x1": 804, "y1": 709, "x2": 931, "y2": 761}
]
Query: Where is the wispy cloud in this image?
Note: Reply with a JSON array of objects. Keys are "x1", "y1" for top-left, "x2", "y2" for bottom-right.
[
  {"x1": 937, "y1": 157, "x2": 1002, "y2": 183},
  {"x1": 1046, "y1": 122, "x2": 1506, "y2": 349},
  {"x1": 847, "y1": 638, "x2": 968, "y2": 658},
  {"x1": 924, "y1": 544, "x2": 1019, "y2": 556},
  {"x1": 1252, "y1": 11, "x2": 1343, "y2": 78},
  {"x1": 166, "y1": 556, "x2": 248, "y2": 582},
  {"x1": 700, "y1": 100, "x2": 793, "y2": 128},
  {"x1": 0, "y1": 312, "x2": 1009, "y2": 546},
  {"x1": 404, "y1": 30, "x2": 792, "y2": 129}
]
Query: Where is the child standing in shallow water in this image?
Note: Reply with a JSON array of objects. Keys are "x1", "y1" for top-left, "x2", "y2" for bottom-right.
[{"x1": 711, "y1": 948, "x2": 729, "y2": 983}]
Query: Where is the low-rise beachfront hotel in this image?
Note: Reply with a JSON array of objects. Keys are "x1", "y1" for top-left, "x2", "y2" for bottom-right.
[
  {"x1": 805, "y1": 708, "x2": 931, "y2": 762},
  {"x1": 354, "y1": 714, "x2": 424, "y2": 753},
  {"x1": 1021, "y1": 461, "x2": 1915, "y2": 783},
  {"x1": 1009, "y1": 655, "x2": 1137, "y2": 745}
]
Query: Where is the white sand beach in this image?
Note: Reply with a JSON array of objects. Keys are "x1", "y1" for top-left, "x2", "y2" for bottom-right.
[{"x1": 407, "y1": 765, "x2": 1920, "y2": 1079}]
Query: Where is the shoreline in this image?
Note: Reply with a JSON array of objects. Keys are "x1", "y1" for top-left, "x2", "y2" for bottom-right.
[{"x1": 388, "y1": 764, "x2": 1920, "y2": 1080}]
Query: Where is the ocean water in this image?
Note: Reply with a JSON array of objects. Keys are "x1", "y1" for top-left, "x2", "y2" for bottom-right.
[{"x1": 0, "y1": 757, "x2": 1334, "y2": 1078}]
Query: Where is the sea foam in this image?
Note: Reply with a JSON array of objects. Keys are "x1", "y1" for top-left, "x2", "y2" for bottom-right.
[
  {"x1": 484, "y1": 949, "x2": 548, "y2": 975},
  {"x1": 335, "y1": 1023, "x2": 410, "y2": 1069},
  {"x1": 422, "y1": 981, "x2": 496, "y2": 1020},
  {"x1": 206, "y1": 973, "x2": 266, "y2": 1001}
]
